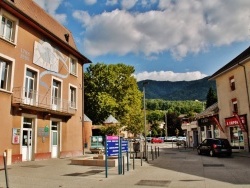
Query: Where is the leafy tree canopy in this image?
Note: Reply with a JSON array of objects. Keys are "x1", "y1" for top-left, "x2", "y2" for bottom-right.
[{"x1": 84, "y1": 63, "x2": 143, "y2": 135}]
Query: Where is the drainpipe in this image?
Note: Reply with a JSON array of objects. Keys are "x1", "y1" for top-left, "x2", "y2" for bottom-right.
[{"x1": 238, "y1": 63, "x2": 250, "y2": 152}]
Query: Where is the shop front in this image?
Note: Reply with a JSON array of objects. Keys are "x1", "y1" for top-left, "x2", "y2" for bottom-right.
[
  {"x1": 225, "y1": 114, "x2": 248, "y2": 150},
  {"x1": 197, "y1": 115, "x2": 222, "y2": 143}
]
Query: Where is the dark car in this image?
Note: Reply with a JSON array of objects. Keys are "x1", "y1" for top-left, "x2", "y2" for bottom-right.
[{"x1": 197, "y1": 138, "x2": 232, "y2": 157}]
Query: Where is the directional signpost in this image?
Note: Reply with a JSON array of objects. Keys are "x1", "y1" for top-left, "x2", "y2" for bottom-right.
[{"x1": 105, "y1": 136, "x2": 128, "y2": 178}]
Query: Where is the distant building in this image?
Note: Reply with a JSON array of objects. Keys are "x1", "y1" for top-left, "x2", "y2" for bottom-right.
[
  {"x1": 180, "y1": 115, "x2": 199, "y2": 147},
  {"x1": 210, "y1": 46, "x2": 250, "y2": 151},
  {"x1": 195, "y1": 103, "x2": 223, "y2": 144},
  {"x1": 0, "y1": 0, "x2": 91, "y2": 165}
]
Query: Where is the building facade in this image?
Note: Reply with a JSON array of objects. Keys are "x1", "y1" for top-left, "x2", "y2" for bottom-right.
[
  {"x1": 210, "y1": 46, "x2": 250, "y2": 151},
  {"x1": 0, "y1": 0, "x2": 91, "y2": 165}
]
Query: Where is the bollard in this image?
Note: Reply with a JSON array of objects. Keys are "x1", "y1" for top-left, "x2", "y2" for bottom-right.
[
  {"x1": 151, "y1": 146, "x2": 153, "y2": 160},
  {"x1": 126, "y1": 152, "x2": 129, "y2": 171},
  {"x1": 3, "y1": 152, "x2": 9, "y2": 188},
  {"x1": 141, "y1": 153, "x2": 143, "y2": 166},
  {"x1": 155, "y1": 146, "x2": 157, "y2": 159},
  {"x1": 158, "y1": 147, "x2": 160, "y2": 157},
  {"x1": 147, "y1": 145, "x2": 149, "y2": 163},
  {"x1": 133, "y1": 154, "x2": 135, "y2": 170},
  {"x1": 123, "y1": 156, "x2": 125, "y2": 175}
]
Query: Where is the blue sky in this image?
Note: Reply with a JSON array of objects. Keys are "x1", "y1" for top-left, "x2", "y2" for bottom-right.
[{"x1": 34, "y1": 0, "x2": 250, "y2": 81}]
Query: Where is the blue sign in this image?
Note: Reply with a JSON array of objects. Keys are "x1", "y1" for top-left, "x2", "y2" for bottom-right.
[
  {"x1": 106, "y1": 139, "x2": 119, "y2": 156},
  {"x1": 121, "y1": 140, "x2": 128, "y2": 152},
  {"x1": 106, "y1": 137, "x2": 128, "y2": 156}
]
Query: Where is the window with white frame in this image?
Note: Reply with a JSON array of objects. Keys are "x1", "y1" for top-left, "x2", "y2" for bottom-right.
[
  {"x1": 70, "y1": 57, "x2": 77, "y2": 76},
  {"x1": 0, "y1": 11, "x2": 18, "y2": 43},
  {"x1": 0, "y1": 57, "x2": 12, "y2": 91},
  {"x1": 52, "y1": 79, "x2": 61, "y2": 110},
  {"x1": 69, "y1": 85, "x2": 77, "y2": 108}
]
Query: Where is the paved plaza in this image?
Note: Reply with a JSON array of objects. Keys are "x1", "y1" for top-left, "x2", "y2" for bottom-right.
[{"x1": 1, "y1": 144, "x2": 250, "y2": 188}]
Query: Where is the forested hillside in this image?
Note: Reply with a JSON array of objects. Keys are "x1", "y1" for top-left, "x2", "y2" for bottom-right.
[{"x1": 137, "y1": 76, "x2": 216, "y2": 101}]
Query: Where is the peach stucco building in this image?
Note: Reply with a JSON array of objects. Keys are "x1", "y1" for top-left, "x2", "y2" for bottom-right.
[
  {"x1": 0, "y1": 0, "x2": 91, "y2": 165},
  {"x1": 210, "y1": 46, "x2": 250, "y2": 151}
]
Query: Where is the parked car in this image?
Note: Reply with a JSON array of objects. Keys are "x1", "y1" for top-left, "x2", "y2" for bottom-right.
[
  {"x1": 146, "y1": 137, "x2": 152, "y2": 142},
  {"x1": 151, "y1": 137, "x2": 164, "y2": 143},
  {"x1": 197, "y1": 138, "x2": 232, "y2": 157},
  {"x1": 165, "y1": 136, "x2": 177, "y2": 142},
  {"x1": 177, "y1": 137, "x2": 186, "y2": 141}
]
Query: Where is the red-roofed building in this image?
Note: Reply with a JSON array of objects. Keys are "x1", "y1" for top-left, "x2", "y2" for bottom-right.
[{"x1": 0, "y1": 0, "x2": 91, "y2": 165}]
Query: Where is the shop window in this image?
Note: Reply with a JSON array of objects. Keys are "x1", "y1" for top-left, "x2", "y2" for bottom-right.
[
  {"x1": 0, "y1": 11, "x2": 18, "y2": 44},
  {"x1": 0, "y1": 56, "x2": 13, "y2": 91},
  {"x1": 232, "y1": 98, "x2": 238, "y2": 113},
  {"x1": 229, "y1": 76, "x2": 235, "y2": 91}
]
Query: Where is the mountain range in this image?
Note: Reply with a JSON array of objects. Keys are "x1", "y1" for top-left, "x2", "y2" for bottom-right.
[{"x1": 137, "y1": 76, "x2": 216, "y2": 101}]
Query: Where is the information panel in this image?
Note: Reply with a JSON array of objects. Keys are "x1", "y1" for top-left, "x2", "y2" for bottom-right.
[{"x1": 106, "y1": 136, "x2": 128, "y2": 156}]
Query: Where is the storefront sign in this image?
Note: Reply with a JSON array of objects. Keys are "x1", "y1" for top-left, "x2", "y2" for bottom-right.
[
  {"x1": 198, "y1": 117, "x2": 213, "y2": 127},
  {"x1": 225, "y1": 115, "x2": 246, "y2": 126}
]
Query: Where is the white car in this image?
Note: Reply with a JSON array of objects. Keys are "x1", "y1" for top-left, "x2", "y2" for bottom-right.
[{"x1": 177, "y1": 137, "x2": 186, "y2": 141}]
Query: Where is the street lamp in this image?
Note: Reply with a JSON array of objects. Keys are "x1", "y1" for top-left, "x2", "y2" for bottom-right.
[{"x1": 143, "y1": 81, "x2": 148, "y2": 161}]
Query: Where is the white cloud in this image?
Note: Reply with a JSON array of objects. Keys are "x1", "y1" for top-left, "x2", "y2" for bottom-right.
[
  {"x1": 33, "y1": 0, "x2": 67, "y2": 24},
  {"x1": 106, "y1": 0, "x2": 118, "y2": 6},
  {"x1": 84, "y1": 0, "x2": 97, "y2": 5},
  {"x1": 134, "y1": 71, "x2": 208, "y2": 81},
  {"x1": 72, "y1": 0, "x2": 250, "y2": 60},
  {"x1": 121, "y1": 0, "x2": 138, "y2": 10},
  {"x1": 73, "y1": 10, "x2": 91, "y2": 26}
]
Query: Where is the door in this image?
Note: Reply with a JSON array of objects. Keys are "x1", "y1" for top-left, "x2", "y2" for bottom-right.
[
  {"x1": 22, "y1": 118, "x2": 33, "y2": 161},
  {"x1": 22, "y1": 129, "x2": 32, "y2": 161},
  {"x1": 51, "y1": 121, "x2": 59, "y2": 158},
  {"x1": 24, "y1": 70, "x2": 36, "y2": 105}
]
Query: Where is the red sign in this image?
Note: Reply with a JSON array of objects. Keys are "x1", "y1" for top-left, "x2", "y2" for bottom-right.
[{"x1": 225, "y1": 115, "x2": 246, "y2": 127}]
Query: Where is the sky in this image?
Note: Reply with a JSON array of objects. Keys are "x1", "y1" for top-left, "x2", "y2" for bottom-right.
[{"x1": 33, "y1": 0, "x2": 250, "y2": 81}]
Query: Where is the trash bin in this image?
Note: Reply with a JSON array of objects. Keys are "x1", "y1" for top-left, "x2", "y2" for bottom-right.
[{"x1": 133, "y1": 142, "x2": 140, "y2": 152}]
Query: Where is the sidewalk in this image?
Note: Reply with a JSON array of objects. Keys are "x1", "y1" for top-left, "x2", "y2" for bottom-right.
[{"x1": 1, "y1": 146, "x2": 250, "y2": 188}]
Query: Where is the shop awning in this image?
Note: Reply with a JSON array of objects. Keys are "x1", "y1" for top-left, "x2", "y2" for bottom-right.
[
  {"x1": 233, "y1": 112, "x2": 247, "y2": 132},
  {"x1": 212, "y1": 116, "x2": 225, "y2": 133}
]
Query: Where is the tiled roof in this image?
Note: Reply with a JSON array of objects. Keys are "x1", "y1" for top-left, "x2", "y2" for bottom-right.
[
  {"x1": 210, "y1": 46, "x2": 250, "y2": 79},
  {"x1": 1, "y1": 0, "x2": 91, "y2": 63},
  {"x1": 103, "y1": 115, "x2": 119, "y2": 124},
  {"x1": 195, "y1": 102, "x2": 218, "y2": 119},
  {"x1": 84, "y1": 114, "x2": 92, "y2": 122}
]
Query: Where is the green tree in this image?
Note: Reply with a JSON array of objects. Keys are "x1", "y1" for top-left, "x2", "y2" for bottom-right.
[
  {"x1": 84, "y1": 63, "x2": 143, "y2": 135},
  {"x1": 206, "y1": 87, "x2": 217, "y2": 108}
]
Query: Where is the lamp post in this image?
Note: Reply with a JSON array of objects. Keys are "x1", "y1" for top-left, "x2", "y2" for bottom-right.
[{"x1": 143, "y1": 81, "x2": 148, "y2": 161}]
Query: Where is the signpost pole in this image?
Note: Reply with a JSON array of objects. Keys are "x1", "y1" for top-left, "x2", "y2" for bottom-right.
[{"x1": 105, "y1": 135, "x2": 108, "y2": 178}]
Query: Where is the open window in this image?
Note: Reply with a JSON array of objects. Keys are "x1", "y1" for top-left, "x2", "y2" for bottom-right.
[
  {"x1": 69, "y1": 84, "x2": 77, "y2": 109},
  {"x1": 0, "y1": 10, "x2": 18, "y2": 44},
  {"x1": 69, "y1": 57, "x2": 78, "y2": 76},
  {"x1": 0, "y1": 55, "x2": 14, "y2": 91},
  {"x1": 229, "y1": 76, "x2": 235, "y2": 91},
  {"x1": 232, "y1": 98, "x2": 238, "y2": 113}
]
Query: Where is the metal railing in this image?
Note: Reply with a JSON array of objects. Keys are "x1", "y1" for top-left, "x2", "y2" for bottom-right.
[{"x1": 12, "y1": 87, "x2": 76, "y2": 114}]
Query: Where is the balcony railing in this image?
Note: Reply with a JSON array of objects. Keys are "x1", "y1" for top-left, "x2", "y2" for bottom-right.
[{"x1": 12, "y1": 87, "x2": 76, "y2": 115}]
